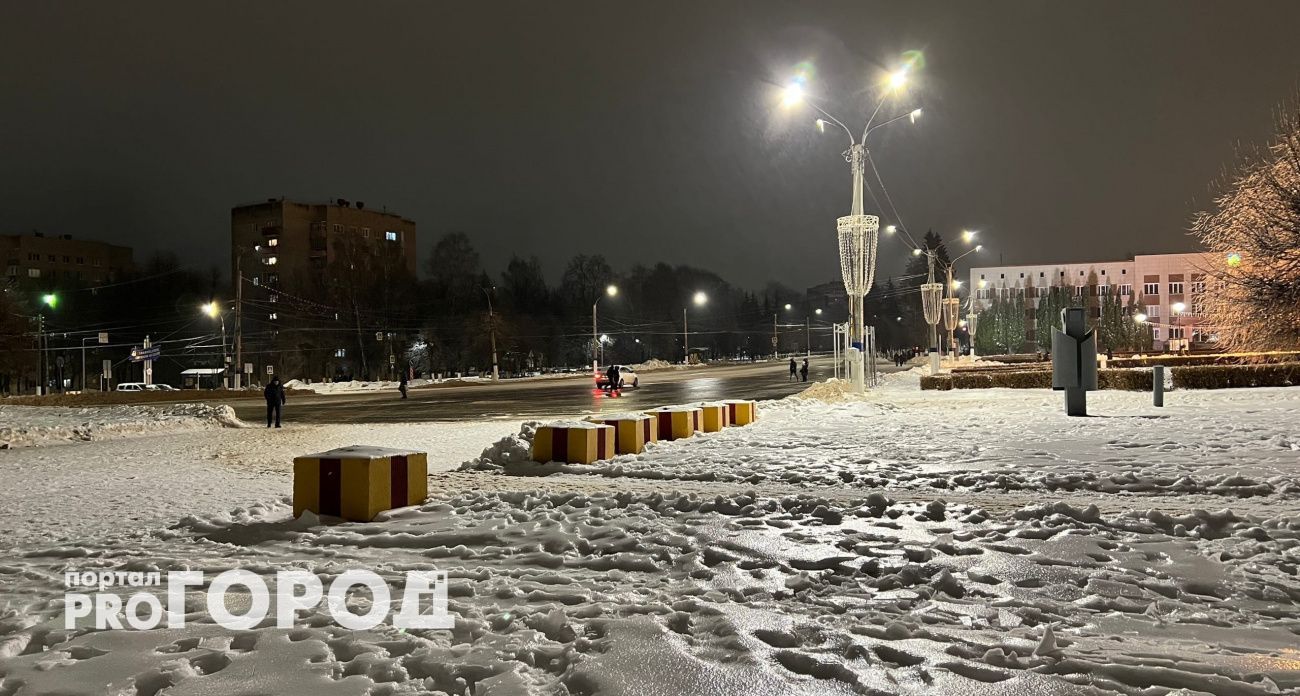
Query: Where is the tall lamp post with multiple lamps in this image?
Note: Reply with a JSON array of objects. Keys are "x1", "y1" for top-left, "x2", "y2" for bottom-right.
[
  {"x1": 782, "y1": 60, "x2": 921, "y2": 392},
  {"x1": 913, "y1": 231, "x2": 983, "y2": 373}
]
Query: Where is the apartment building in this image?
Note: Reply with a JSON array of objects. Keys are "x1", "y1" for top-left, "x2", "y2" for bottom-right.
[
  {"x1": 2, "y1": 232, "x2": 133, "y2": 288},
  {"x1": 968, "y1": 252, "x2": 1216, "y2": 349}
]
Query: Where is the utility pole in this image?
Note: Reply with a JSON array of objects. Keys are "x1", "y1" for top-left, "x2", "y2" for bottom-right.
[
  {"x1": 806, "y1": 316, "x2": 811, "y2": 358},
  {"x1": 483, "y1": 287, "x2": 500, "y2": 381},
  {"x1": 773, "y1": 313, "x2": 779, "y2": 358},
  {"x1": 682, "y1": 307, "x2": 689, "y2": 364},
  {"x1": 234, "y1": 254, "x2": 243, "y2": 389},
  {"x1": 37, "y1": 314, "x2": 45, "y2": 395}
]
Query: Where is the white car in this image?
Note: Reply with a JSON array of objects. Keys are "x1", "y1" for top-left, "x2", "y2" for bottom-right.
[
  {"x1": 145, "y1": 384, "x2": 178, "y2": 391},
  {"x1": 595, "y1": 365, "x2": 639, "y2": 390},
  {"x1": 115, "y1": 382, "x2": 145, "y2": 392}
]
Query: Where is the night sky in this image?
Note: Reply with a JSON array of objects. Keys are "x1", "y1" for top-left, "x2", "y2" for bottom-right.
[{"x1": 4, "y1": 1, "x2": 1300, "y2": 290}]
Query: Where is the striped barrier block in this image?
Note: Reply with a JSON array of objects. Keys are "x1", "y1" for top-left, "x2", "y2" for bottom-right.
[
  {"x1": 293, "y1": 445, "x2": 428, "y2": 522},
  {"x1": 532, "y1": 421, "x2": 616, "y2": 464},
  {"x1": 694, "y1": 402, "x2": 731, "y2": 432},
  {"x1": 646, "y1": 406, "x2": 703, "y2": 441},
  {"x1": 586, "y1": 413, "x2": 657, "y2": 455},
  {"x1": 722, "y1": 399, "x2": 758, "y2": 426}
]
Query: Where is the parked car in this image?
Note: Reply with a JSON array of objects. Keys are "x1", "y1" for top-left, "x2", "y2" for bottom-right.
[
  {"x1": 145, "y1": 384, "x2": 178, "y2": 391},
  {"x1": 594, "y1": 365, "x2": 639, "y2": 390},
  {"x1": 115, "y1": 382, "x2": 145, "y2": 392}
]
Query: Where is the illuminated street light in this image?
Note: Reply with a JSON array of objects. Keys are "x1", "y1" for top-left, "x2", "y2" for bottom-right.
[
  {"x1": 784, "y1": 303, "x2": 792, "y2": 310},
  {"x1": 202, "y1": 301, "x2": 219, "y2": 317},
  {"x1": 1172, "y1": 302, "x2": 1186, "y2": 313},
  {"x1": 962, "y1": 229, "x2": 976, "y2": 243},
  {"x1": 782, "y1": 81, "x2": 804, "y2": 107},
  {"x1": 886, "y1": 70, "x2": 907, "y2": 91},
  {"x1": 683, "y1": 292, "x2": 708, "y2": 364},
  {"x1": 815, "y1": 308, "x2": 823, "y2": 315},
  {"x1": 42, "y1": 293, "x2": 58, "y2": 309},
  {"x1": 606, "y1": 284, "x2": 618, "y2": 297},
  {"x1": 693, "y1": 291, "x2": 707, "y2": 305},
  {"x1": 593, "y1": 285, "x2": 620, "y2": 371},
  {"x1": 885, "y1": 225, "x2": 897, "y2": 234},
  {"x1": 1135, "y1": 313, "x2": 1148, "y2": 323}
]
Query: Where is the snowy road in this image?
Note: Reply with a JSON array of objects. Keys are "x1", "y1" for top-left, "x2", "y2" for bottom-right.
[
  {"x1": 230, "y1": 357, "x2": 861, "y2": 424},
  {"x1": 2, "y1": 372, "x2": 1299, "y2": 695}
]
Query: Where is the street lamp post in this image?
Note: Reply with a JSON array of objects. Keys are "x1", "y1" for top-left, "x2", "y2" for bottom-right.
[
  {"x1": 684, "y1": 291, "x2": 706, "y2": 364},
  {"x1": 37, "y1": 293, "x2": 58, "y2": 395},
  {"x1": 203, "y1": 301, "x2": 229, "y2": 388},
  {"x1": 592, "y1": 285, "x2": 618, "y2": 372},
  {"x1": 482, "y1": 287, "x2": 500, "y2": 381},
  {"x1": 784, "y1": 60, "x2": 921, "y2": 392},
  {"x1": 1171, "y1": 301, "x2": 1186, "y2": 353}
]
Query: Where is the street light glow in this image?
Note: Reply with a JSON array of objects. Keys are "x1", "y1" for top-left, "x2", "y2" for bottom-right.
[
  {"x1": 784, "y1": 303, "x2": 792, "y2": 310},
  {"x1": 951, "y1": 280, "x2": 963, "y2": 289},
  {"x1": 978, "y1": 280, "x2": 987, "y2": 289},
  {"x1": 975, "y1": 244, "x2": 983, "y2": 252},
  {"x1": 912, "y1": 248, "x2": 923, "y2": 256},
  {"x1": 41, "y1": 293, "x2": 58, "y2": 308},
  {"x1": 815, "y1": 118, "x2": 825, "y2": 133},
  {"x1": 962, "y1": 229, "x2": 976, "y2": 243},
  {"x1": 782, "y1": 81, "x2": 803, "y2": 107},
  {"x1": 885, "y1": 225, "x2": 897, "y2": 234},
  {"x1": 1135, "y1": 313, "x2": 1148, "y2": 323},
  {"x1": 606, "y1": 284, "x2": 618, "y2": 297},
  {"x1": 693, "y1": 291, "x2": 707, "y2": 305},
  {"x1": 886, "y1": 70, "x2": 907, "y2": 91},
  {"x1": 909, "y1": 108, "x2": 922, "y2": 123},
  {"x1": 1172, "y1": 302, "x2": 1186, "y2": 314},
  {"x1": 202, "y1": 301, "x2": 219, "y2": 317},
  {"x1": 599, "y1": 334, "x2": 610, "y2": 343},
  {"x1": 815, "y1": 308, "x2": 823, "y2": 315}
]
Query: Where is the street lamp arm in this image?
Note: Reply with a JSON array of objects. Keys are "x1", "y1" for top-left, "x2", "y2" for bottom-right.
[
  {"x1": 806, "y1": 101, "x2": 856, "y2": 146},
  {"x1": 860, "y1": 92, "x2": 893, "y2": 142},
  {"x1": 865, "y1": 107, "x2": 922, "y2": 138}
]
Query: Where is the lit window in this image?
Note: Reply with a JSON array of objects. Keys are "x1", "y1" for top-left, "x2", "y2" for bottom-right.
[
  {"x1": 252, "y1": 275, "x2": 260, "y2": 286},
  {"x1": 267, "y1": 238, "x2": 279, "y2": 247},
  {"x1": 269, "y1": 313, "x2": 278, "y2": 320},
  {"x1": 334, "y1": 348, "x2": 347, "y2": 358},
  {"x1": 385, "y1": 231, "x2": 399, "y2": 242},
  {"x1": 362, "y1": 227, "x2": 371, "y2": 238},
  {"x1": 263, "y1": 257, "x2": 277, "y2": 265},
  {"x1": 28, "y1": 268, "x2": 40, "y2": 278}
]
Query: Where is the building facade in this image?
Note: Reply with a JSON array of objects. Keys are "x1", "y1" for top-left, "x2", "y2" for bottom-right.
[
  {"x1": 968, "y1": 252, "x2": 1215, "y2": 350},
  {"x1": 230, "y1": 198, "x2": 418, "y2": 381},
  {"x1": 2, "y1": 232, "x2": 133, "y2": 288}
]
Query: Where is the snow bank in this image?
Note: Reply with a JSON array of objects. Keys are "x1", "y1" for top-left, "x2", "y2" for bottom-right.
[{"x1": 0, "y1": 403, "x2": 244, "y2": 448}]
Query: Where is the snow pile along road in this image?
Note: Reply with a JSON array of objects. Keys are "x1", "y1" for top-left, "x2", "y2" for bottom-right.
[{"x1": 0, "y1": 403, "x2": 244, "y2": 448}]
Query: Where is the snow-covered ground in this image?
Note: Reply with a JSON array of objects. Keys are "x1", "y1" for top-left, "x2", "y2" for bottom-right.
[
  {"x1": 0, "y1": 403, "x2": 243, "y2": 449},
  {"x1": 1, "y1": 375, "x2": 1298, "y2": 694}
]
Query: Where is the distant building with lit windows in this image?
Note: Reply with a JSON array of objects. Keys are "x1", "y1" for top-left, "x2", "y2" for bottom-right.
[
  {"x1": 968, "y1": 252, "x2": 1215, "y2": 350},
  {"x1": 2, "y1": 232, "x2": 133, "y2": 289},
  {"x1": 230, "y1": 198, "x2": 417, "y2": 378}
]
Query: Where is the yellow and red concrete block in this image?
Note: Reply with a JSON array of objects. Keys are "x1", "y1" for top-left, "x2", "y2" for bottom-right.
[
  {"x1": 294, "y1": 445, "x2": 428, "y2": 522},
  {"x1": 722, "y1": 399, "x2": 758, "y2": 426},
  {"x1": 532, "y1": 421, "x2": 616, "y2": 464},
  {"x1": 646, "y1": 406, "x2": 703, "y2": 441},
  {"x1": 586, "y1": 413, "x2": 657, "y2": 455},
  {"x1": 694, "y1": 402, "x2": 731, "y2": 432}
]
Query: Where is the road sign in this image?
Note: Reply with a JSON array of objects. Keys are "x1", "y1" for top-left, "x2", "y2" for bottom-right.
[
  {"x1": 56, "y1": 355, "x2": 65, "y2": 368},
  {"x1": 266, "y1": 365, "x2": 274, "y2": 375},
  {"x1": 244, "y1": 363, "x2": 253, "y2": 374},
  {"x1": 102, "y1": 359, "x2": 112, "y2": 379},
  {"x1": 97, "y1": 332, "x2": 108, "y2": 344},
  {"x1": 129, "y1": 346, "x2": 161, "y2": 362}
]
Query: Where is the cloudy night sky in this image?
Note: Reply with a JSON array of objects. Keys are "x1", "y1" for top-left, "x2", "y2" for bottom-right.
[{"x1": 3, "y1": 0, "x2": 1300, "y2": 290}]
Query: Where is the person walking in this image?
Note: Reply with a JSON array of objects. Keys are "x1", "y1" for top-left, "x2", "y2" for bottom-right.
[
  {"x1": 398, "y1": 372, "x2": 409, "y2": 400},
  {"x1": 605, "y1": 364, "x2": 621, "y2": 393},
  {"x1": 264, "y1": 377, "x2": 286, "y2": 428},
  {"x1": 788, "y1": 358, "x2": 797, "y2": 382},
  {"x1": 799, "y1": 358, "x2": 809, "y2": 382}
]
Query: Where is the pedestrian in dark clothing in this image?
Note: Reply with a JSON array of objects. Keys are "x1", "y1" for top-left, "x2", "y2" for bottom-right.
[
  {"x1": 605, "y1": 364, "x2": 621, "y2": 393},
  {"x1": 398, "y1": 373, "x2": 409, "y2": 400},
  {"x1": 264, "y1": 378, "x2": 286, "y2": 428},
  {"x1": 788, "y1": 358, "x2": 797, "y2": 382},
  {"x1": 800, "y1": 358, "x2": 809, "y2": 382}
]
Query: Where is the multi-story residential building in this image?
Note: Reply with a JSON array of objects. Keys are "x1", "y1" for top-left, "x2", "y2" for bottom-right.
[
  {"x1": 968, "y1": 252, "x2": 1215, "y2": 350},
  {"x1": 229, "y1": 198, "x2": 418, "y2": 379},
  {"x1": 2, "y1": 232, "x2": 133, "y2": 288}
]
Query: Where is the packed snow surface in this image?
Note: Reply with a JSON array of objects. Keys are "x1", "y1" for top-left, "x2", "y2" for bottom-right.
[
  {"x1": 0, "y1": 403, "x2": 243, "y2": 448},
  {"x1": 1, "y1": 373, "x2": 1299, "y2": 694}
]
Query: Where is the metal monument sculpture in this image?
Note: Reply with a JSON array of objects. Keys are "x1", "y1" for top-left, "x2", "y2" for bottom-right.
[{"x1": 1051, "y1": 307, "x2": 1098, "y2": 416}]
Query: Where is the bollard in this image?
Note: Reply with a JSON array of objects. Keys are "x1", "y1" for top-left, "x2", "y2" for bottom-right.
[{"x1": 1153, "y1": 365, "x2": 1164, "y2": 407}]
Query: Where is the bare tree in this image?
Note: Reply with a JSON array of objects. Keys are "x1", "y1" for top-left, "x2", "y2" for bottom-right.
[{"x1": 1192, "y1": 100, "x2": 1300, "y2": 351}]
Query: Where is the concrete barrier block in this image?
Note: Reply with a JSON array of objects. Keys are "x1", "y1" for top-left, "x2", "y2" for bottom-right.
[
  {"x1": 694, "y1": 402, "x2": 730, "y2": 432},
  {"x1": 646, "y1": 406, "x2": 702, "y2": 441},
  {"x1": 294, "y1": 445, "x2": 428, "y2": 522},
  {"x1": 586, "y1": 412, "x2": 657, "y2": 454},
  {"x1": 532, "y1": 421, "x2": 616, "y2": 464},
  {"x1": 722, "y1": 399, "x2": 758, "y2": 426}
]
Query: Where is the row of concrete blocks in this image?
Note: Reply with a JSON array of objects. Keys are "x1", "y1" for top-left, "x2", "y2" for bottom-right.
[
  {"x1": 291, "y1": 400, "x2": 759, "y2": 522},
  {"x1": 531, "y1": 400, "x2": 758, "y2": 465}
]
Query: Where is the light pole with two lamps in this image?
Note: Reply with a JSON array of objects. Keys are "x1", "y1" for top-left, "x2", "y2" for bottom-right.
[{"x1": 592, "y1": 284, "x2": 618, "y2": 372}]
